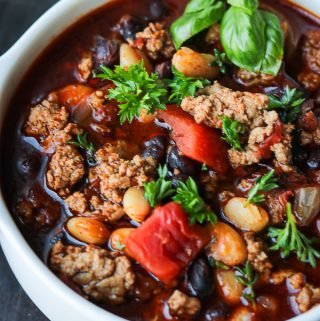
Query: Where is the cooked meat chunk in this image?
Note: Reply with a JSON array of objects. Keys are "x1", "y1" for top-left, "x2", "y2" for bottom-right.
[
  {"x1": 236, "y1": 69, "x2": 276, "y2": 87},
  {"x1": 66, "y1": 192, "x2": 88, "y2": 214},
  {"x1": 181, "y1": 82, "x2": 269, "y2": 129},
  {"x1": 25, "y1": 100, "x2": 68, "y2": 138},
  {"x1": 47, "y1": 145, "x2": 85, "y2": 197},
  {"x1": 89, "y1": 143, "x2": 154, "y2": 204},
  {"x1": 244, "y1": 232, "x2": 272, "y2": 276},
  {"x1": 298, "y1": 30, "x2": 320, "y2": 91},
  {"x1": 200, "y1": 170, "x2": 218, "y2": 199},
  {"x1": 298, "y1": 110, "x2": 320, "y2": 145},
  {"x1": 78, "y1": 54, "x2": 93, "y2": 81},
  {"x1": 167, "y1": 290, "x2": 201, "y2": 319},
  {"x1": 130, "y1": 22, "x2": 175, "y2": 60},
  {"x1": 50, "y1": 241, "x2": 135, "y2": 304},
  {"x1": 270, "y1": 270, "x2": 320, "y2": 312},
  {"x1": 181, "y1": 82, "x2": 293, "y2": 169},
  {"x1": 205, "y1": 24, "x2": 220, "y2": 47}
]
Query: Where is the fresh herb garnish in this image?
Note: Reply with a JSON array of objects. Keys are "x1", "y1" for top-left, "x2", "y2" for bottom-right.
[
  {"x1": 95, "y1": 61, "x2": 167, "y2": 124},
  {"x1": 69, "y1": 133, "x2": 96, "y2": 165},
  {"x1": 209, "y1": 258, "x2": 229, "y2": 270},
  {"x1": 173, "y1": 177, "x2": 217, "y2": 225},
  {"x1": 221, "y1": 116, "x2": 244, "y2": 150},
  {"x1": 268, "y1": 203, "x2": 320, "y2": 268},
  {"x1": 115, "y1": 240, "x2": 125, "y2": 251},
  {"x1": 211, "y1": 49, "x2": 230, "y2": 74},
  {"x1": 170, "y1": 0, "x2": 226, "y2": 49},
  {"x1": 201, "y1": 163, "x2": 208, "y2": 171},
  {"x1": 267, "y1": 86, "x2": 306, "y2": 123},
  {"x1": 245, "y1": 169, "x2": 278, "y2": 206},
  {"x1": 235, "y1": 260, "x2": 259, "y2": 305},
  {"x1": 144, "y1": 165, "x2": 175, "y2": 207},
  {"x1": 166, "y1": 68, "x2": 210, "y2": 104},
  {"x1": 220, "y1": 0, "x2": 284, "y2": 76}
]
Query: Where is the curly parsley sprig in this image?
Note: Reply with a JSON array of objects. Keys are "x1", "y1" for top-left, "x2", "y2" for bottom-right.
[
  {"x1": 235, "y1": 261, "x2": 259, "y2": 306},
  {"x1": 173, "y1": 177, "x2": 217, "y2": 225},
  {"x1": 144, "y1": 165, "x2": 175, "y2": 207},
  {"x1": 69, "y1": 133, "x2": 96, "y2": 165},
  {"x1": 166, "y1": 67, "x2": 210, "y2": 104},
  {"x1": 95, "y1": 61, "x2": 167, "y2": 124},
  {"x1": 211, "y1": 49, "x2": 230, "y2": 74},
  {"x1": 267, "y1": 86, "x2": 305, "y2": 123},
  {"x1": 245, "y1": 169, "x2": 278, "y2": 206},
  {"x1": 221, "y1": 116, "x2": 245, "y2": 151},
  {"x1": 268, "y1": 203, "x2": 320, "y2": 268}
]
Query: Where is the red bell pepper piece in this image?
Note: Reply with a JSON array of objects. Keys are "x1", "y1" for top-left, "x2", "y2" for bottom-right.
[
  {"x1": 157, "y1": 105, "x2": 229, "y2": 173},
  {"x1": 124, "y1": 202, "x2": 210, "y2": 284}
]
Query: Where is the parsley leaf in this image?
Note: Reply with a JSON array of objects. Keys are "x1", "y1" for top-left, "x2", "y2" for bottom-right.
[
  {"x1": 144, "y1": 165, "x2": 175, "y2": 207},
  {"x1": 69, "y1": 133, "x2": 96, "y2": 165},
  {"x1": 173, "y1": 177, "x2": 217, "y2": 225},
  {"x1": 201, "y1": 163, "x2": 208, "y2": 171},
  {"x1": 235, "y1": 261, "x2": 259, "y2": 306},
  {"x1": 209, "y1": 258, "x2": 229, "y2": 270},
  {"x1": 95, "y1": 61, "x2": 167, "y2": 124},
  {"x1": 245, "y1": 169, "x2": 278, "y2": 206},
  {"x1": 166, "y1": 67, "x2": 210, "y2": 104},
  {"x1": 267, "y1": 86, "x2": 305, "y2": 123},
  {"x1": 268, "y1": 202, "x2": 320, "y2": 268},
  {"x1": 221, "y1": 116, "x2": 245, "y2": 150},
  {"x1": 211, "y1": 49, "x2": 230, "y2": 74}
]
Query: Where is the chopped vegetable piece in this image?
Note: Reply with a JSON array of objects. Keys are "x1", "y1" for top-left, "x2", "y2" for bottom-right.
[
  {"x1": 268, "y1": 202, "x2": 320, "y2": 268},
  {"x1": 221, "y1": 116, "x2": 245, "y2": 150},
  {"x1": 158, "y1": 105, "x2": 229, "y2": 173},
  {"x1": 245, "y1": 169, "x2": 278, "y2": 206},
  {"x1": 144, "y1": 165, "x2": 175, "y2": 207},
  {"x1": 95, "y1": 61, "x2": 167, "y2": 124},
  {"x1": 125, "y1": 202, "x2": 211, "y2": 284},
  {"x1": 173, "y1": 177, "x2": 217, "y2": 225}
]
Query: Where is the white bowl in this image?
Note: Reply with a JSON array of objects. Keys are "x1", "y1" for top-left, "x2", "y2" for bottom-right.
[{"x1": 0, "y1": 1, "x2": 319, "y2": 321}]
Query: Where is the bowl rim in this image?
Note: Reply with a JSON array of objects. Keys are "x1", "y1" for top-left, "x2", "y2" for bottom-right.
[{"x1": 0, "y1": 0, "x2": 320, "y2": 320}]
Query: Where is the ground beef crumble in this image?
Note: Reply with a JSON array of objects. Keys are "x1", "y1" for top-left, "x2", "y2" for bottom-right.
[
  {"x1": 25, "y1": 100, "x2": 68, "y2": 138},
  {"x1": 130, "y1": 22, "x2": 175, "y2": 60},
  {"x1": 66, "y1": 192, "x2": 88, "y2": 214},
  {"x1": 270, "y1": 270, "x2": 320, "y2": 312},
  {"x1": 244, "y1": 232, "x2": 272, "y2": 276},
  {"x1": 181, "y1": 82, "x2": 293, "y2": 169},
  {"x1": 167, "y1": 290, "x2": 201, "y2": 319},
  {"x1": 50, "y1": 241, "x2": 135, "y2": 304},
  {"x1": 47, "y1": 145, "x2": 85, "y2": 197}
]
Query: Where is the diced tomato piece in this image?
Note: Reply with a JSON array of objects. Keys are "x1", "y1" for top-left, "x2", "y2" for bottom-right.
[
  {"x1": 124, "y1": 202, "x2": 210, "y2": 284},
  {"x1": 157, "y1": 105, "x2": 229, "y2": 173},
  {"x1": 55, "y1": 84, "x2": 94, "y2": 108},
  {"x1": 255, "y1": 120, "x2": 283, "y2": 159}
]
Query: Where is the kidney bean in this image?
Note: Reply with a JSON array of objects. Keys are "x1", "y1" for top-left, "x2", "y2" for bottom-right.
[
  {"x1": 155, "y1": 61, "x2": 173, "y2": 79},
  {"x1": 115, "y1": 15, "x2": 145, "y2": 41},
  {"x1": 92, "y1": 36, "x2": 120, "y2": 69},
  {"x1": 167, "y1": 146, "x2": 196, "y2": 176}
]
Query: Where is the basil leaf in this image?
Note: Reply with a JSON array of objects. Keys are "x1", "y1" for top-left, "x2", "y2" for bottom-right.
[
  {"x1": 260, "y1": 11, "x2": 284, "y2": 75},
  {"x1": 170, "y1": 0, "x2": 226, "y2": 49},
  {"x1": 221, "y1": 7, "x2": 266, "y2": 72},
  {"x1": 227, "y1": 0, "x2": 258, "y2": 14}
]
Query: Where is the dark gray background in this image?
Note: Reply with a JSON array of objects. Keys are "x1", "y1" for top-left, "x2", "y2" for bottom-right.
[{"x1": 0, "y1": 1, "x2": 56, "y2": 320}]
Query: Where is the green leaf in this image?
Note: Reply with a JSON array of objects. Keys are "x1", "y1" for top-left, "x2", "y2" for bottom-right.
[
  {"x1": 245, "y1": 169, "x2": 278, "y2": 206},
  {"x1": 144, "y1": 165, "x2": 175, "y2": 207},
  {"x1": 211, "y1": 49, "x2": 230, "y2": 74},
  {"x1": 173, "y1": 177, "x2": 217, "y2": 225},
  {"x1": 95, "y1": 61, "x2": 167, "y2": 124},
  {"x1": 69, "y1": 133, "x2": 96, "y2": 165},
  {"x1": 260, "y1": 11, "x2": 284, "y2": 75},
  {"x1": 267, "y1": 86, "x2": 305, "y2": 123},
  {"x1": 170, "y1": 0, "x2": 226, "y2": 49},
  {"x1": 221, "y1": 116, "x2": 245, "y2": 150},
  {"x1": 166, "y1": 68, "x2": 210, "y2": 104},
  {"x1": 227, "y1": 0, "x2": 259, "y2": 14},
  {"x1": 268, "y1": 203, "x2": 320, "y2": 268}
]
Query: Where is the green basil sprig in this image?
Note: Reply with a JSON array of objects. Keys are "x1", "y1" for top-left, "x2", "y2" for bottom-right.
[
  {"x1": 221, "y1": 0, "x2": 284, "y2": 76},
  {"x1": 170, "y1": 0, "x2": 226, "y2": 49}
]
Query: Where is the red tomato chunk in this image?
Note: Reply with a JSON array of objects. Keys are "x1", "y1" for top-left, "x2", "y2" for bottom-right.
[{"x1": 125, "y1": 202, "x2": 211, "y2": 284}]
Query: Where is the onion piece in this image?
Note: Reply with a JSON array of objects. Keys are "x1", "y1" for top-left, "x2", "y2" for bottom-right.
[{"x1": 294, "y1": 186, "x2": 320, "y2": 226}]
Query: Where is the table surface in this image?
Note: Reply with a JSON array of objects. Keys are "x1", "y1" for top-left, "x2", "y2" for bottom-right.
[{"x1": 0, "y1": 1, "x2": 56, "y2": 320}]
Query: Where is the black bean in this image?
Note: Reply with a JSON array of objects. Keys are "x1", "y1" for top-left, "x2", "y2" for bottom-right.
[
  {"x1": 149, "y1": 1, "x2": 168, "y2": 19},
  {"x1": 93, "y1": 36, "x2": 119, "y2": 69},
  {"x1": 171, "y1": 173, "x2": 189, "y2": 188},
  {"x1": 142, "y1": 145, "x2": 165, "y2": 160},
  {"x1": 293, "y1": 147, "x2": 308, "y2": 166},
  {"x1": 187, "y1": 256, "x2": 214, "y2": 297},
  {"x1": 115, "y1": 15, "x2": 145, "y2": 41},
  {"x1": 307, "y1": 149, "x2": 320, "y2": 170},
  {"x1": 167, "y1": 146, "x2": 196, "y2": 176},
  {"x1": 144, "y1": 135, "x2": 166, "y2": 148},
  {"x1": 155, "y1": 61, "x2": 173, "y2": 79},
  {"x1": 17, "y1": 153, "x2": 41, "y2": 179},
  {"x1": 204, "y1": 301, "x2": 228, "y2": 321}
]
